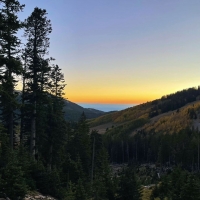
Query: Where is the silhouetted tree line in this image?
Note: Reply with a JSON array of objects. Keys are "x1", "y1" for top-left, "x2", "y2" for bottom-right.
[
  {"x1": 104, "y1": 127, "x2": 200, "y2": 171},
  {"x1": 1, "y1": 1, "x2": 199, "y2": 199},
  {"x1": 104, "y1": 125, "x2": 200, "y2": 199},
  {"x1": 0, "y1": 1, "x2": 141, "y2": 199}
]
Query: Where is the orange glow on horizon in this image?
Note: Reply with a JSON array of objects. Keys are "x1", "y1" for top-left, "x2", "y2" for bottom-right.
[
  {"x1": 63, "y1": 94, "x2": 156, "y2": 105},
  {"x1": 64, "y1": 81, "x2": 200, "y2": 106}
]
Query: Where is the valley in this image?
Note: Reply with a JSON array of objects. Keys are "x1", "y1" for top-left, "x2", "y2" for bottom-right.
[{"x1": 0, "y1": 0, "x2": 199, "y2": 199}]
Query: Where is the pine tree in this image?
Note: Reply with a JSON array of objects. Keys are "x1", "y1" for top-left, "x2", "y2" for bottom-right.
[
  {"x1": 169, "y1": 168, "x2": 187, "y2": 200},
  {"x1": 0, "y1": 0, "x2": 24, "y2": 149},
  {"x1": 69, "y1": 112, "x2": 91, "y2": 176},
  {"x1": 75, "y1": 178, "x2": 88, "y2": 200},
  {"x1": 66, "y1": 181, "x2": 76, "y2": 200},
  {"x1": 23, "y1": 7, "x2": 52, "y2": 157},
  {"x1": 20, "y1": 48, "x2": 30, "y2": 144},
  {"x1": 180, "y1": 174, "x2": 200, "y2": 200},
  {"x1": 93, "y1": 147, "x2": 116, "y2": 200},
  {"x1": 46, "y1": 64, "x2": 66, "y2": 170},
  {"x1": 117, "y1": 166, "x2": 141, "y2": 200},
  {"x1": 0, "y1": 151, "x2": 28, "y2": 199}
]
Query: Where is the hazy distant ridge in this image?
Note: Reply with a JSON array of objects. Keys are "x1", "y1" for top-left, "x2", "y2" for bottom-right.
[{"x1": 63, "y1": 100, "x2": 106, "y2": 121}]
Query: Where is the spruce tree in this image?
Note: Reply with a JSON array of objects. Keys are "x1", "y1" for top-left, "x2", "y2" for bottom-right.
[
  {"x1": 0, "y1": 151, "x2": 28, "y2": 199},
  {"x1": 181, "y1": 174, "x2": 200, "y2": 200},
  {"x1": 46, "y1": 64, "x2": 66, "y2": 170},
  {"x1": 66, "y1": 181, "x2": 76, "y2": 200},
  {"x1": 23, "y1": 7, "x2": 52, "y2": 157},
  {"x1": 117, "y1": 166, "x2": 141, "y2": 200},
  {"x1": 67, "y1": 112, "x2": 91, "y2": 178},
  {"x1": 92, "y1": 147, "x2": 116, "y2": 200},
  {"x1": 0, "y1": 0, "x2": 24, "y2": 149}
]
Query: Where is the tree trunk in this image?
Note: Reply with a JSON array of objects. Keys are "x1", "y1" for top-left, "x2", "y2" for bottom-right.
[
  {"x1": 127, "y1": 143, "x2": 129, "y2": 162},
  {"x1": 48, "y1": 144, "x2": 53, "y2": 171},
  {"x1": 91, "y1": 136, "x2": 95, "y2": 184},
  {"x1": 135, "y1": 141, "x2": 138, "y2": 162},
  {"x1": 20, "y1": 55, "x2": 27, "y2": 144},
  {"x1": 8, "y1": 42, "x2": 13, "y2": 149},
  {"x1": 122, "y1": 140, "x2": 125, "y2": 163},
  {"x1": 31, "y1": 100, "x2": 36, "y2": 158},
  {"x1": 9, "y1": 110, "x2": 13, "y2": 149},
  {"x1": 30, "y1": 38, "x2": 37, "y2": 159}
]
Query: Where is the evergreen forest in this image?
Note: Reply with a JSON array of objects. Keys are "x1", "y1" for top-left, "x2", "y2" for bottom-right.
[{"x1": 1, "y1": 1, "x2": 200, "y2": 200}]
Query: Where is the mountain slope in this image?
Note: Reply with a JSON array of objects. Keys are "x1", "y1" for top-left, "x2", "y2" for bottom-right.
[
  {"x1": 63, "y1": 100, "x2": 106, "y2": 121},
  {"x1": 16, "y1": 91, "x2": 105, "y2": 122},
  {"x1": 89, "y1": 87, "x2": 200, "y2": 135}
]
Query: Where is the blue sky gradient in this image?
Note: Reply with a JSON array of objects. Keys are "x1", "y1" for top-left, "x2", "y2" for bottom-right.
[{"x1": 17, "y1": 0, "x2": 200, "y2": 105}]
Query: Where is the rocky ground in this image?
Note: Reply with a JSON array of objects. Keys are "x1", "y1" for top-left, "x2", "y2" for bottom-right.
[
  {"x1": 24, "y1": 193, "x2": 57, "y2": 200},
  {"x1": 0, "y1": 192, "x2": 57, "y2": 200}
]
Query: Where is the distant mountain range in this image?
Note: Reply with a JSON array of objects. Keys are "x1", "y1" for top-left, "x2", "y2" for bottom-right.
[
  {"x1": 63, "y1": 100, "x2": 107, "y2": 121},
  {"x1": 15, "y1": 91, "x2": 108, "y2": 122}
]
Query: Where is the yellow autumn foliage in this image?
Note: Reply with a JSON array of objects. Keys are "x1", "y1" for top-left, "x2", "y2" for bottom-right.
[
  {"x1": 143, "y1": 101, "x2": 200, "y2": 134},
  {"x1": 89, "y1": 102, "x2": 152, "y2": 127},
  {"x1": 90, "y1": 99, "x2": 200, "y2": 135}
]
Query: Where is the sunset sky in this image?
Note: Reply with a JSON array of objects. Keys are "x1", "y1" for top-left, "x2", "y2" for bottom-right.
[{"x1": 18, "y1": 0, "x2": 200, "y2": 108}]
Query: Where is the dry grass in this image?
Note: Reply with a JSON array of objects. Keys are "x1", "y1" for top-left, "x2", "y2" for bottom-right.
[
  {"x1": 89, "y1": 122, "x2": 116, "y2": 134},
  {"x1": 141, "y1": 187, "x2": 169, "y2": 200},
  {"x1": 89, "y1": 102, "x2": 152, "y2": 127},
  {"x1": 141, "y1": 187, "x2": 153, "y2": 200}
]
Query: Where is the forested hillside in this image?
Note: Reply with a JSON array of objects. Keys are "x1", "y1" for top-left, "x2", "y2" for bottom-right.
[
  {"x1": 90, "y1": 87, "x2": 200, "y2": 127},
  {"x1": 1, "y1": 1, "x2": 200, "y2": 200},
  {"x1": 90, "y1": 88, "x2": 200, "y2": 199},
  {"x1": 90, "y1": 88, "x2": 200, "y2": 165},
  {"x1": 89, "y1": 87, "x2": 200, "y2": 130},
  {"x1": 0, "y1": 1, "x2": 141, "y2": 199}
]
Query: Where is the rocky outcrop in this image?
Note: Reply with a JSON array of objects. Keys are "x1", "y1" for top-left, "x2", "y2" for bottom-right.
[
  {"x1": 0, "y1": 193, "x2": 57, "y2": 200},
  {"x1": 24, "y1": 195, "x2": 57, "y2": 200},
  {"x1": 24, "y1": 192, "x2": 57, "y2": 200}
]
